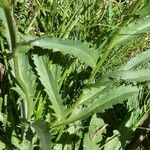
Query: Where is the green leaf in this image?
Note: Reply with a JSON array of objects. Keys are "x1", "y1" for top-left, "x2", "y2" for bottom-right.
[
  {"x1": 17, "y1": 34, "x2": 98, "y2": 67},
  {"x1": 36, "y1": 37, "x2": 98, "y2": 68},
  {"x1": 116, "y1": 17, "x2": 150, "y2": 45},
  {"x1": 0, "y1": 141, "x2": 5, "y2": 150},
  {"x1": 12, "y1": 85, "x2": 26, "y2": 101},
  {"x1": 83, "y1": 114, "x2": 106, "y2": 150},
  {"x1": 32, "y1": 119, "x2": 51, "y2": 150},
  {"x1": 104, "y1": 130, "x2": 122, "y2": 150},
  {"x1": 0, "y1": 112, "x2": 7, "y2": 126},
  {"x1": 76, "y1": 80, "x2": 113, "y2": 106},
  {"x1": 110, "y1": 69, "x2": 150, "y2": 82},
  {"x1": 89, "y1": 114, "x2": 106, "y2": 140},
  {"x1": 53, "y1": 144, "x2": 63, "y2": 150},
  {"x1": 33, "y1": 54, "x2": 64, "y2": 118},
  {"x1": 35, "y1": 96, "x2": 46, "y2": 119},
  {"x1": 57, "y1": 86, "x2": 138, "y2": 125},
  {"x1": 83, "y1": 134, "x2": 100, "y2": 150},
  {"x1": 13, "y1": 50, "x2": 37, "y2": 119},
  {"x1": 121, "y1": 50, "x2": 150, "y2": 70},
  {"x1": 12, "y1": 131, "x2": 32, "y2": 150},
  {"x1": 12, "y1": 85, "x2": 30, "y2": 118},
  {"x1": 20, "y1": 140, "x2": 32, "y2": 150},
  {"x1": 1, "y1": 1, "x2": 36, "y2": 121},
  {"x1": 0, "y1": 7, "x2": 6, "y2": 24}
]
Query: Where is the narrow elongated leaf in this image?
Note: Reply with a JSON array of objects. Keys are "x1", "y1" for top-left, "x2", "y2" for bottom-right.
[
  {"x1": 32, "y1": 38, "x2": 98, "y2": 67},
  {"x1": 110, "y1": 69, "x2": 150, "y2": 82},
  {"x1": 17, "y1": 34, "x2": 98, "y2": 67},
  {"x1": 33, "y1": 55, "x2": 64, "y2": 118},
  {"x1": 76, "y1": 80, "x2": 113, "y2": 106},
  {"x1": 121, "y1": 50, "x2": 150, "y2": 70},
  {"x1": 32, "y1": 119, "x2": 51, "y2": 150},
  {"x1": 13, "y1": 50, "x2": 37, "y2": 119},
  {"x1": 57, "y1": 86, "x2": 138, "y2": 125},
  {"x1": 116, "y1": 17, "x2": 150, "y2": 45}
]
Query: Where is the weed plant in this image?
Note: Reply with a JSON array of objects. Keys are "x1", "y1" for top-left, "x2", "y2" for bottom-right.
[{"x1": 0, "y1": 0, "x2": 150, "y2": 149}]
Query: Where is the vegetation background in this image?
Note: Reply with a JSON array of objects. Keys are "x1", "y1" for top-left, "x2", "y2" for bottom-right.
[{"x1": 0, "y1": 0, "x2": 150, "y2": 149}]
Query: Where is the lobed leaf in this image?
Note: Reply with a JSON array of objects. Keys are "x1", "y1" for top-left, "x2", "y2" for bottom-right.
[
  {"x1": 32, "y1": 38, "x2": 98, "y2": 67},
  {"x1": 13, "y1": 50, "x2": 37, "y2": 119},
  {"x1": 57, "y1": 86, "x2": 138, "y2": 125},
  {"x1": 17, "y1": 34, "x2": 98, "y2": 68},
  {"x1": 33, "y1": 54, "x2": 64, "y2": 119},
  {"x1": 76, "y1": 79, "x2": 113, "y2": 106}
]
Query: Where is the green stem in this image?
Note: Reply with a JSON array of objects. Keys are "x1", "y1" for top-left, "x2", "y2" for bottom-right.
[
  {"x1": 1, "y1": 0, "x2": 16, "y2": 51},
  {"x1": 2, "y1": 0, "x2": 31, "y2": 120}
]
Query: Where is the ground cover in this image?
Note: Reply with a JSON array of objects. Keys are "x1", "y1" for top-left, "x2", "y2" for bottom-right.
[{"x1": 0, "y1": 0, "x2": 150, "y2": 149}]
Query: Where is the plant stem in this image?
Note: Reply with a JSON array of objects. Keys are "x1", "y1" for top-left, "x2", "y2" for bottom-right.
[
  {"x1": 1, "y1": 0, "x2": 16, "y2": 52},
  {"x1": 2, "y1": 0, "x2": 31, "y2": 120}
]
